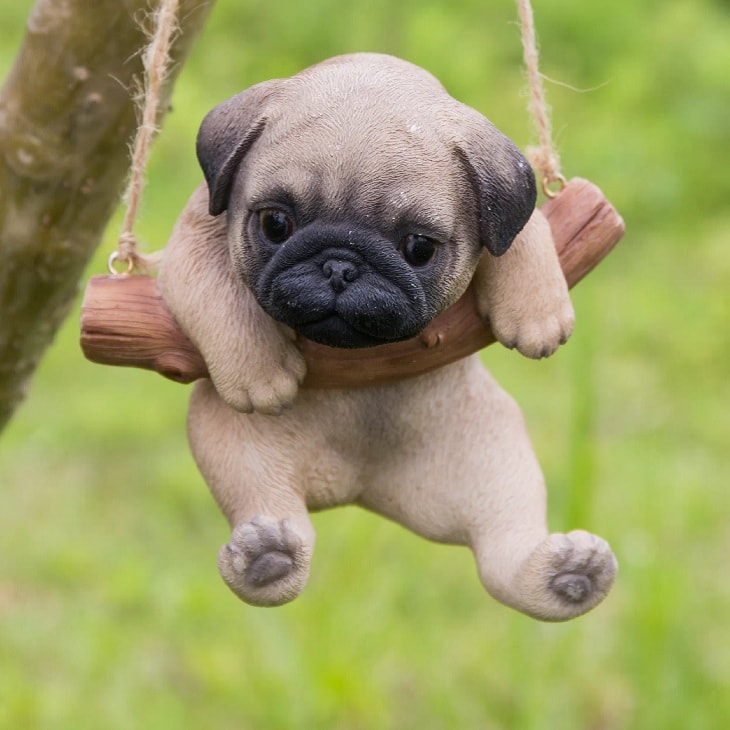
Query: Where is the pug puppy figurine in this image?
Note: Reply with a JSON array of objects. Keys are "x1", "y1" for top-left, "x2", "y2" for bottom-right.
[{"x1": 158, "y1": 53, "x2": 617, "y2": 621}]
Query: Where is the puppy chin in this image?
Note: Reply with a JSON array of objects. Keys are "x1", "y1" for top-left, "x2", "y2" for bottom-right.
[{"x1": 295, "y1": 316, "x2": 398, "y2": 349}]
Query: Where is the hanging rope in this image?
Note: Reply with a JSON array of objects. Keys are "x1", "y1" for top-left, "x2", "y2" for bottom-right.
[
  {"x1": 517, "y1": 0, "x2": 566, "y2": 197},
  {"x1": 109, "y1": 0, "x2": 180, "y2": 274}
]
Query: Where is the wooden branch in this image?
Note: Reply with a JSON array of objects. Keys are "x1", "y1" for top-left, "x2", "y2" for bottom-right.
[
  {"x1": 0, "y1": 0, "x2": 215, "y2": 431},
  {"x1": 80, "y1": 177, "x2": 625, "y2": 389}
]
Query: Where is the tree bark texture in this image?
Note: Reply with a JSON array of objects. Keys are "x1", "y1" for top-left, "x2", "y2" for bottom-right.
[{"x1": 0, "y1": 0, "x2": 214, "y2": 432}]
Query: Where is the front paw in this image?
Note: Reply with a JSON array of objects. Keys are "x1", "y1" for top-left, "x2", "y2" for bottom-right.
[
  {"x1": 218, "y1": 516, "x2": 311, "y2": 607},
  {"x1": 473, "y1": 207, "x2": 575, "y2": 360},
  {"x1": 210, "y1": 329, "x2": 306, "y2": 415},
  {"x1": 492, "y1": 298, "x2": 575, "y2": 359}
]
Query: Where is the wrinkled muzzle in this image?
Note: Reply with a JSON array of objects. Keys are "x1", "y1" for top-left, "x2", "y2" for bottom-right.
[{"x1": 253, "y1": 226, "x2": 430, "y2": 348}]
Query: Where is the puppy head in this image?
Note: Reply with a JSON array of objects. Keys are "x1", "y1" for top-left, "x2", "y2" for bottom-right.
[{"x1": 197, "y1": 53, "x2": 536, "y2": 348}]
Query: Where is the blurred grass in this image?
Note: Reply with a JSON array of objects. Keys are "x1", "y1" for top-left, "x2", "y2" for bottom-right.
[{"x1": 1, "y1": 1, "x2": 729, "y2": 728}]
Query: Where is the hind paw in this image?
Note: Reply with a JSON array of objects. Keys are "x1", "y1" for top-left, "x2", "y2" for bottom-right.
[
  {"x1": 218, "y1": 516, "x2": 311, "y2": 607},
  {"x1": 517, "y1": 530, "x2": 618, "y2": 621}
]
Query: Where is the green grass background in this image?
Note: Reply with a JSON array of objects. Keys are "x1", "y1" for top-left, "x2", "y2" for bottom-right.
[{"x1": 1, "y1": 1, "x2": 729, "y2": 728}]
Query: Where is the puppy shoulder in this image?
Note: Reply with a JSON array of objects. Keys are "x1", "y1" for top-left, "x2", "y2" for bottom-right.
[{"x1": 159, "y1": 182, "x2": 231, "y2": 299}]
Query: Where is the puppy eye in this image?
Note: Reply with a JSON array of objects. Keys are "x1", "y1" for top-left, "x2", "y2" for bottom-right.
[
  {"x1": 258, "y1": 208, "x2": 295, "y2": 244},
  {"x1": 399, "y1": 234, "x2": 438, "y2": 268}
]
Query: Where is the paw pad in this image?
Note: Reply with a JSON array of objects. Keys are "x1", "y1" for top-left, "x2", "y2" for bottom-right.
[{"x1": 550, "y1": 573, "x2": 591, "y2": 603}]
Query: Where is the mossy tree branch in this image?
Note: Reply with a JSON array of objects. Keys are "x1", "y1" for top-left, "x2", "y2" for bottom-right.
[{"x1": 0, "y1": 0, "x2": 214, "y2": 432}]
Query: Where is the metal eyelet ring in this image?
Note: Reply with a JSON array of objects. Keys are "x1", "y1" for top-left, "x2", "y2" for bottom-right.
[
  {"x1": 107, "y1": 251, "x2": 135, "y2": 275},
  {"x1": 542, "y1": 174, "x2": 568, "y2": 199}
]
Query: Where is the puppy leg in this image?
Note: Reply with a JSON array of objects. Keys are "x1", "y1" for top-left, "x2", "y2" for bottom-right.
[
  {"x1": 158, "y1": 184, "x2": 306, "y2": 415},
  {"x1": 469, "y1": 498, "x2": 617, "y2": 622},
  {"x1": 466, "y1": 373, "x2": 616, "y2": 620},
  {"x1": 188, "y1": 380, "x2": 314, "y2": 606},
  {"x1": 361, "y1": 359, "x2": 617, "y2": 621},
  {"x1": 473, "y1": 208, "x2": 575, "y2": 359},
  {"x1": 467, "y1": 383, "x2": 616, "y2": 620}
]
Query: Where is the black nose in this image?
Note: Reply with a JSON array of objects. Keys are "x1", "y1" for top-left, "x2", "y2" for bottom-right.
[{"x1": 322, "y1": 259, "x2": 359, "y2": 293}]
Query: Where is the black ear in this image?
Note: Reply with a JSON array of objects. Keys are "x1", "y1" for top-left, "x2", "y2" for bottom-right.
[
  {"x1": 196, "y1": 80, "x2": 281, "y2": 216},
  {"x1": 454, "y1": 106, "x2": 537, "y2": 256}
]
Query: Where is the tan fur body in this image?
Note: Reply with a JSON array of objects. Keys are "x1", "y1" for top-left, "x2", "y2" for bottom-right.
[{"x1": 158, "y1": 55, "x2": 616, "y2": 620}]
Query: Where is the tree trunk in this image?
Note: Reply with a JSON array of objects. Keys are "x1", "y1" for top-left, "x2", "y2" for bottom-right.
[{"x1": 0, "y1": 0, "x2": 214, "y2": 432}]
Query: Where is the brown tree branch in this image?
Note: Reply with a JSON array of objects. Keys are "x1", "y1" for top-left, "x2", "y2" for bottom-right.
[
  {"x1": 80, "y1": 177, "x2": 625, "y2": 389},
  {"x1": 0, "y1": 0, "x2": 215, "y2": 432}
]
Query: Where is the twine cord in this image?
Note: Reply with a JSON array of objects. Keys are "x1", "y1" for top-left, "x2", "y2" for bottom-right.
[
  {"x1": 112, "y1": 0, "x2": 179, "y2": 274},
  {"x1": 517, "y1": 0, "x2": 565, "y2": 195}
]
